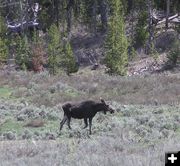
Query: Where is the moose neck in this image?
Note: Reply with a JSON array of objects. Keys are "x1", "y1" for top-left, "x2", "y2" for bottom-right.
[{"x1": 94, "y1": 103, "x2": 106, "y2": 113}]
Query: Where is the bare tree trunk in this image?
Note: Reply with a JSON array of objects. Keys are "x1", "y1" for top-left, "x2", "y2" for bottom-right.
[
  {"x1": 127, "y1": 0, "x2": 133, "y2": 13},
  {"x1": 20, "y1": 0, "x2": 24, "y2": 35},
  {"x1": 92, "y1": 0, "x2": 97, "y2": 34},
  {"x1": 99, "y1": 0, "x2": 108, "y2": 32},
  {"x1": 67, "y1": 0, "x2": 74, "y2": 35},
  {"x1": 147, "y1": 0, "x2": 154, "y2": 54},
  {"x1": 166, "y1": 0, "x2": 170, "y2": 30},
  {"x1": 53, "y1": 0, "x2": 59, "y2": 27}
]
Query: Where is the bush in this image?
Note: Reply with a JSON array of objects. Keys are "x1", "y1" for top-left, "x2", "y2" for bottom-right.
[
  {"x1": 31, "y1": 42, "x2": 46, "y2": 72},
  {"x1": 167, "y1": 40, "x2": 180, "y2": 65},
  {"x1": 3, "y1": 131, "x2": 16, "y2": 140}
]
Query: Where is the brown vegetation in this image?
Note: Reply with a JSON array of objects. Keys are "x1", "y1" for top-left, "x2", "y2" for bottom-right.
[{"x1": 24, "y1": 119, "x2": 45, "y2": 128}]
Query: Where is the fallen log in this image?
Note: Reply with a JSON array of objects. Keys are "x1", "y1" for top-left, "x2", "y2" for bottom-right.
[{"x1": 157, "y1": 14, "x2": 178, "y2": 25}]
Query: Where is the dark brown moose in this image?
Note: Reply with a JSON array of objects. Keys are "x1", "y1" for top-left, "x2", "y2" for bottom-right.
[{"x1": 60, "y1": 99, "x2": 115, "y2": 134}]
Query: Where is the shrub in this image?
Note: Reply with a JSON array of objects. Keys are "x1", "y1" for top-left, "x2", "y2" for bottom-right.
[
  {"x1": 167, "y1": 40, "x2": 180, "y2": 65},
  {"x1": 31, "y1": 42, "x2": 46, "y2": 72},
  {"x1": 21, "y1": 129, "x2": 33, "y2": 139},
  {"x1": 3, "y1": 131, "x2": 16, "y2": 140}
]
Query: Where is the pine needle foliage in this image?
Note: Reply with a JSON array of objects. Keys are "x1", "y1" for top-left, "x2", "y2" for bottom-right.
[
  {"x1": 62, "y1": 41, "x2": 78, "y2": 75},
  {"x1": 0, "y1": 16, "x2": 8, "y2": 63},
  {"x1": 47, "y1": 24, "x2": 63, "y2": 75},
  {"x1": 104, "y1": 0, "x2": 128, "y2": 75},
  {"x1": 15, "y1": 35, "x2": 31, "y2": 70},
  {"x1": 48, "y1": 24, "x2": 77, "y2": 75}
]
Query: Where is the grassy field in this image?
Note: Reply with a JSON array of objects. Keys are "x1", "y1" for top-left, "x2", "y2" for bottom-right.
[{"x1": 0, "y1": 69, "x2": 180, "y2": 166}]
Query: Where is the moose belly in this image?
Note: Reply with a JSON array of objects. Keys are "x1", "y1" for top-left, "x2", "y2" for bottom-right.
[{"x1": 70, "y1": 110, "x2": 95, "y2": 119}]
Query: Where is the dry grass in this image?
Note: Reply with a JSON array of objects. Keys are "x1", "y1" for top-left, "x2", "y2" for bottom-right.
[
  {"x1": 0, "y1": 69, "x2": 180, "y2": 165},
  {"x1": 0, "y1": 69, "x2": 180, "y2": 106},
  {"x1": 24, "y1": 119, "x2": 46, "y2": 128},
  {"x1": 0, "y1": 134, "x2": 180, "y2": 166},
  {"x1": 0, "y1": 99, "x2": 180, "y2": 165}
]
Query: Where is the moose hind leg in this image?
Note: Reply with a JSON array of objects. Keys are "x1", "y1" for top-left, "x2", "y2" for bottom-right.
[
  {"x1": 60, "y1": 116, "x2": 67, "y2": 131},
  {"x1": 89, "y1": 118, "x2": 93, "y2": 135},
  {"x1": 67, "y1": 117, "x2": 72, "y2": 129},
  {"x1": 83, "y1": 118, "x2": 88, "y2": 129}
]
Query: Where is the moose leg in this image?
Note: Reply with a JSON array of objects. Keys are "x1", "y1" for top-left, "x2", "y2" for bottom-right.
[
  {"x1": 83, "y1": 118, "x2": 88, "y2": 129},
  {"x1": 67, "y1": 117, "x2": 72, "y2": 129},
  {"x1": 60, "y1": 115, "x2": 67, "y2": 131},
  {"x1": 89, "y1": 117, "x2": 93, "y2": 135}
]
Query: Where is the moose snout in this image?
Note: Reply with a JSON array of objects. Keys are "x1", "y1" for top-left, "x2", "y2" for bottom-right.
[{"x1": 110, "y1": 108, "x2": 115, "y2": 114}]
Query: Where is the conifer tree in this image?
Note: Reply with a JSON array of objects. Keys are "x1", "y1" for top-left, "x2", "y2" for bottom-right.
[
  {"x1": 0, "y1": 16, "x2": 8, "y2": 63},
  {"x1": 15, "y1": 35, "x2": 30, "y2": 70},
  {"x1": 104, "y1": 0, "x2": 128, "y2": 75},
  {"x1": 62, "y1": 41, "x2": 78, "y2": 75},
  {"x1": 134, "y1": 11, "x2": 148, "y2": 48},
  {"x1": 0, "y1": 38, "x2": 8, "y2": 63},
  {"x1": 48, "y1": 24, "x2": 63, "y2": 74}
]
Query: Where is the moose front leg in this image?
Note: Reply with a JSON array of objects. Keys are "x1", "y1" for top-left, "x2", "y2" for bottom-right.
[
  {"x1": 60, "y1": 115, "x2": 67, "y2": 131},
  {"x1": 89, "y1": 117, "x2": 93, "y2": 135},
  {"x1": 83, "y1": 118, "x2": 88, "y2": 129}
]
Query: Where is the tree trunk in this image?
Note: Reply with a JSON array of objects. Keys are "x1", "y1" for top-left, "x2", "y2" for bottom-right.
[
  {"x1": 20, "y1": 0, "x2": 24, "y2": 35},
  {"x1": 166, "y1": 0, "x2": 170, "y2": 30},
  {"x1": 92, "y1": 0, "x2": 97, "y2": 34},
  {"x1": 127, "y1": 0, "x2": 133, "y2": 13},
  {"x1": 54, "y1": 0, "x2": 59, "y2": 27},
  {"x1": 99, "y1": 0, "x2": 108, "y2": 32},
  {"x1": 147, "y1": 0, "x2": 154, "y2": 54},
  {"x1": 67, "y1": 0, "x2": 74, "y2": 34}
]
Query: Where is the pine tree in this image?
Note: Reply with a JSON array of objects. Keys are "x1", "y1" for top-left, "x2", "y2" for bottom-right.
[
  {"x1": 48, "y1": 24, "x2": 63, "y2": 74},
  {"x1": 0, "y1": 38, "x2": 8, "y2": 63},
  {"x1": 0, "y1": 16, "x2": 8, "y2": 63},
  {"x1": 15, "y1": 35, "x2": 30, "y2": 70},
  {"x1": 104, "y1": 0, "x2": 128, "y2": 75},
  {"x1": 62, "y1": 41, "x2": 78, "y2": 75},
  {"x1": 134, "y1": 11, "x2": 148, "y2": 48}
]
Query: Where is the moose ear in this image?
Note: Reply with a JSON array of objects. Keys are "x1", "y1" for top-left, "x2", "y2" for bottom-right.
[{"x1": 100, "y1": 97, "x2": 106, "y2": 104}]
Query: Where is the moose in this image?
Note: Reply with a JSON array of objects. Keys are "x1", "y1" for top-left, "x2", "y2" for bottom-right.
[{"x1": 60, "y1": 99, "x2": 115, "y2": 134}]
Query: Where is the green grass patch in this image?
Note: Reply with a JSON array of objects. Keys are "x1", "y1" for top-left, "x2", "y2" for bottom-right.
[
  {"x1": 0, "y1": 118, "x2": 23, "y2": 134},
  {"x1": 28, "y1": 120, "x2": 59, "y2": 133},
  {"x1": 64, "y1": 88, "x2": 80, "y2": 97},
  {"x1": 0, "y1": 87, "x2": 12, "y2": 98},
  {"x1": 0, "y1": 118, "x2": 59, "y2": 136}
]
